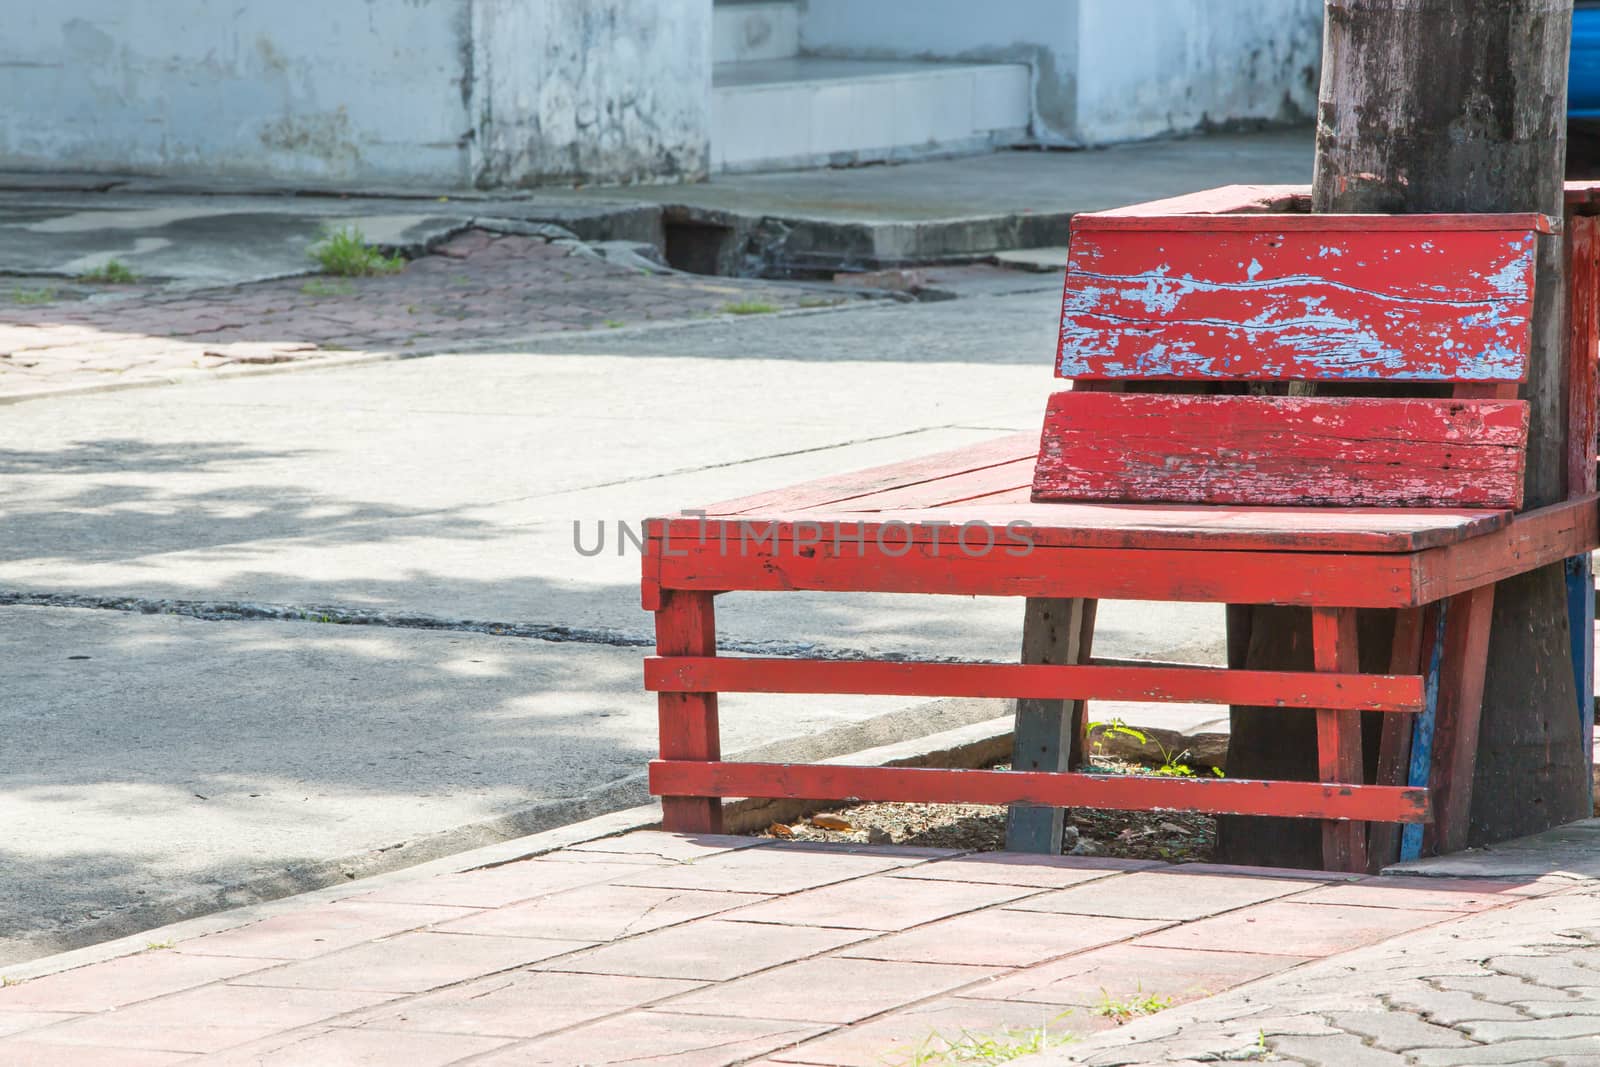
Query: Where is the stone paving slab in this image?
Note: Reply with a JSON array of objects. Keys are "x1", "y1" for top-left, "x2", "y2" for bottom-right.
[
  {"x1": 0, "y1": 830, "x2": 1571, "y2": 1066},
  {"x1": 1, "y1": 228, "x2": 847, "y2": 401}
]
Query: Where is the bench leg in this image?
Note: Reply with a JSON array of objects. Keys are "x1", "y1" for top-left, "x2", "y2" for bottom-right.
[
  {"x1": 1006, "y1": 597, "x2": 1097, "y2": 853},
  {"x1": 1424, "y1": 584, "x2": 1496, "y2": 855},
  {"x1": 1367, "y1": 606, "x2": 1426, "y2": 873},
  {"x1": 1312, "y1": 607, "x2": 1366, "y2": 873},
  {"x1": 656, "y1": 590, "x2": 723, "y2": 834}
]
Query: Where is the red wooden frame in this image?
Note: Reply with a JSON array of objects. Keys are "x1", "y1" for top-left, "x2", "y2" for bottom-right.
[{"x1": 642, "y1": 183, "x2": 1600, "y2": 874}]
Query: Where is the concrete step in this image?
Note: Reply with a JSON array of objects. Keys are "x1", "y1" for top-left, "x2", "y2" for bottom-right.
[
  {"x1": 712, "y1": 57, "x2": 1031, "y2": 174},
  {"x1": 713, "y1": 0, "x2": 800, "y2": 65}
]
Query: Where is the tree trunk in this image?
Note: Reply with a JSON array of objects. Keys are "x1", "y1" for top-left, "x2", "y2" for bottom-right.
[{"x1": 1218, "y1": 0, "x2": 1586, "y2": 866}]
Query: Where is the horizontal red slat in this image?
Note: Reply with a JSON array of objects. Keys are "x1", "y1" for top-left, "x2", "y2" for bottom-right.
[
  {"x1": 1070, "y1": 211, "x2": 1557, "y2": 233},
  {"x1": 653, "y1": 538, "x2": 1420, "y2": 607},
  {"x1": 1032, "y1": 393, "x2": 1528, "y2": 509},
  {"x1": 645, "y1": 657, "x2": 1423, "y2": 712},
  {"x1": 649, "y1": 761, "x2": 1430, "y2": 823},
  {"x1": 1059, "y1": 224, "x2": 1538, "y2": 382}
]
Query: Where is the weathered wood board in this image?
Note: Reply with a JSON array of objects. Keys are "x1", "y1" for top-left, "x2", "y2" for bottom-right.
[
  {"x1": 1058, "y1": 222, "x2": 1540, "y2": 382},
  {"x1": 1031, "y1": 392, "x2": 1529, "y2": 508}
]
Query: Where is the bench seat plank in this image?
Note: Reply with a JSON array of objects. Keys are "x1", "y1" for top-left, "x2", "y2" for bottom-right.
[
  {"x1": 1032, "y1": 393, "x2": 1529, "y2": 508},
  {"x1": 653, "y1": 502, "x2": 1510, "y2": 553},
  {"x1": 698, "y1": 432, "x2": 1038, "y2": 517}
]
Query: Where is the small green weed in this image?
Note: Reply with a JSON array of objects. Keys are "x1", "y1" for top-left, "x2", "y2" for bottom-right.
[
  {"x1": 1092, "y1": 985, "x2": 1172, "y2": 1025},
  {"x1": 308, "y1": 226, "x2": 405, "y2": 277},
  {"x1": 604, "y1": 319, "x2": 625, "y2": 329},
  {"x1": 10, "y1": 286, "x2": 57, "y2": 305},
  {"x1": 144, "y1": 939, "x2": 175, "y2": 951},
  {"x1": 1086, "y1": 717, "x2": 1224, "y2": 778},
  {"x1": 722, "y1": 300, "x2": 779, "y2": 315},
  {"x1": 78, "y1": 259, "x2": 138, "y2": 284},
  {"x1": 896, "y1": 1014, "x2": 1077, "y2": 1064},
  {"x1": 0, "y1": 975, "x2": 20, "y2": 987},
  {"x1": 301, "y1": 279, "x2": 354, "y2": 298}
]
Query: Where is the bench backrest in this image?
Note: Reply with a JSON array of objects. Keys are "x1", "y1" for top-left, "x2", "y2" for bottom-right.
[{"x1": 1032, "y1": 209, "x2": 1552, "y2": 509}]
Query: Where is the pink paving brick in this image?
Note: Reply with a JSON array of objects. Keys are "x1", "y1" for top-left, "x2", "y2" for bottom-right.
[
  {"x1": 437, "y1": 884, "x2": 768, "y2": 941},
  {"x1": 350, "y1": 857, "x2": 654, "y2": 909},
  {"x1": 1005, "y1": 869, "x2": 1315, "y2": 921},
  {"x1": 231, "y1": 931, "x2": 591, "y2": 993},
  {"x1": 0, "y1": 952, "x2": 269, "y2": 1013},
  {"x1": 534, "y1": 918, "x2": 871, "y2": 982},
  {"x1": 561, "y1": 831, "x2": 767, "y2": 864},
  {"x1": 615, "y1": 843, "x2": 941, "y2": 896},
  {"x1": 888, "y1": 853, "x2": 1156, "y2": 889},
  {"x1": 200, "y1": 1025, "x2": 509, "y2": 1066},
  {"x1": 1135, "y1": 900, "x2": 1464, "y2": 957},
  {"x1": 1293, "y1": 875, "x2": 1554, "y2": 912},
  {"x1": 473, "y1": 1010, "x2": 827, "y2": 1066},
  {"x1": 665, "y1": 957, "x2": 1001, "y2": 1025},
  {"x1": 767, "y1": 994, "x2": 1113, "y2": 1067},
  {"x1": 176, "y1": 901, "x2": 479, "y2": 960},
  {"x1": 346, "y1": 971, "x2": 702, "y2": 1038},
  {"x1": 725, "y1": 874, "x2": 1034, "y2": 931},
  {"x1": 837, "y1": 909, "x2": 1167, "y2": 968},
  {"x1": 961, "y1": 943, "x2": 1305, "y2": 1007},
  {"x1": 8, "y1": 984, "x2": 397, "y2": 1054},
  {"x1": 0, "y1": 1041, "x2": 191, "y2": 1066}
]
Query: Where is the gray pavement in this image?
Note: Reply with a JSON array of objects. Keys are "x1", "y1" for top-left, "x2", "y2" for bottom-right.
[
  {"x1": 0, "y1": 137, "x2": 1305, "y2": 963},
  {"x1": 1039, "y1": 821, "x2": 1600, "y2": 1066},
  {"x1": 0, "y1": 270, "x2": 1224, "y2": 963}
]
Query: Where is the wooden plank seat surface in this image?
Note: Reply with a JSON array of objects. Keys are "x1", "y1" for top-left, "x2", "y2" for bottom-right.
[{"x1": 643, "y1": 183, "x2": 1600, "y2": 873}]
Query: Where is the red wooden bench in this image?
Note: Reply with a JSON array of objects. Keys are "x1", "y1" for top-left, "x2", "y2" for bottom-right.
[{"x1": 642, "y1": 184, "x2": 1600, "y2": 873}]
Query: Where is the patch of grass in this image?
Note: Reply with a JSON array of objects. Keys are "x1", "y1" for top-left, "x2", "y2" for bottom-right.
[
  {"x1": 308, "y1": 225, "x2": 405, "y2": 277},
  {"x1": 10, "y1": 286, "x2": 57, "y2": 305},
  {"x1": 78, "y1": 259, "x2": 138, "y2": 284},
  {"x1": 144, "y1": 939, "x2": 175, "y2": 951},
  {"x1": 895, "y1": 1015, "x2": 1077, "y2": 1064},
  {"x1": 0, "y1": 976, "x2": 20, "y2": 987},
  {"x1": 1092, "y1": 986, "x2": 1172, "y2": 1025},
  {"x1": 301, "y1": 279, "x2": 354, "y2": 298},
  {"x1": 722, "y1": 300, "x2": 779, "y2": 316},
  {"x1": 604, "y1": 319, "x2": 625, "y2": 329}
]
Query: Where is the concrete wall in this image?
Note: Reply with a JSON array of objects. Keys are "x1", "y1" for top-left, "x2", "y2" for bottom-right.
[
  {"x1": 797, "y1": 0, "x2": 1322, "y2": 146},
  {"x1": 0, "y1": 0, "x2": 710, "y2": 188},
  {"x1": 471, "y1": 0, "x2": 710, "y2": 187},
  {"x1": 1074, "y1": 0, "x2": 1323, "y2": 144},
  {"x1": 0, "y1": 2, "x2": 474, "y2": 185}
]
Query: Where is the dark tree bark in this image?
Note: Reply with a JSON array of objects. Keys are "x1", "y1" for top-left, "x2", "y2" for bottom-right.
[{"x1": 1218, "y1": 0, "x2": 1587, "y2": 866}]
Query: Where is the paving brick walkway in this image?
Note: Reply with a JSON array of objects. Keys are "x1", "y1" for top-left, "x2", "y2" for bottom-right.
[
  {"x1": 0, "y1": 831, "x2": 1581, "y2": 1066},
  {"x1": 0, "y1": 230, "x2": 841, "y2": 402}
]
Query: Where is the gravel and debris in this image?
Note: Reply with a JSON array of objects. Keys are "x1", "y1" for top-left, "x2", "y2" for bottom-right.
[{"x1": 749, "y1": 761, "x2": 1217, "y2": 863}]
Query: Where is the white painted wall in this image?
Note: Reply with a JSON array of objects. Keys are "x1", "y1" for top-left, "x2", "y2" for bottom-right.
[
  {"x1": 797, "y1": 0, "x2": 1322, "y2": 146},
  {"x1": 472, "y1": 0, "x2": 711, "y2": 187},
  {"x1": 0, "y1": 1, "x2": 473, "y2": 184},
  {"x1": 1075, "y1": 0, "x2": 1323, "y2": 144},
  {"x1": 0, "y1": 0, "x2": 711, "y2": 188}
]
